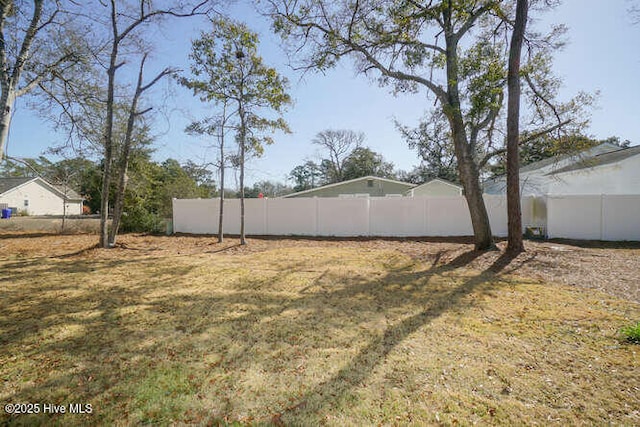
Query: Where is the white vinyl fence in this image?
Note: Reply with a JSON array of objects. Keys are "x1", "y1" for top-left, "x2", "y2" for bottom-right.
[
  {"x1": 547, "y1": 195, "x2": 640, "y2": 241},
  {"x1": 172, "y1": 195, "x2": 545, "y2": 238}
]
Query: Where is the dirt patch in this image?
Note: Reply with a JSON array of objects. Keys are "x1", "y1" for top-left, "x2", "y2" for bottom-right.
[{"x1": 1, "y1": 233, "x2": 638, "y2": 303}]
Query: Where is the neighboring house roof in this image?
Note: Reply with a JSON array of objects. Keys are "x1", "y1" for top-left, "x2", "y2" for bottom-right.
[
  {"x1": 282, "y1": 175, "x2": 415, "y2": 198},
  {"x1": 406, "y1": 178, "x2": 462, "y2": 196},
  {"x1": 518, "y1": 142, "x2": 620, "y2": 174},
  {"x1": 0, "y1": 177, "x2": 33, "y2": 195},
  {"x1": 0, "y1": 177, "x2": 83, "y2": 201},
  {"x1": 548, "y1": 145, "x2": 640, "y2": 175},
  {"x1": 483, "y1": 142, "x2": 625, "y2": 195},
  {"x1": 413, "y1": 178, "x2": 461, "y2": 189},
  {"x1": 52, "y1": 184, "x2": 83, "y2": 201}
]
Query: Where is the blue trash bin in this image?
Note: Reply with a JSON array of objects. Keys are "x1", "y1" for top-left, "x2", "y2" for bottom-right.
[{"x1": 1, "y1": 208, "x2": 11, "y2": 219}]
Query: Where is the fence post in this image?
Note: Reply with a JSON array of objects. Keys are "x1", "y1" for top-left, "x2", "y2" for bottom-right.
[
  {"x1": 264, "y1": 198, "x2": 269, "y2": 235},
  {"x1": 423, "y1": 197, "x2": 430, "y2": 236},
  {"x1": 600, "y1": 194, "x2": 605, "y2": 241},
  {"x1": 314, "y1": 197, "x2": 319, "y2": 236},
  {"x1": 366, "y1": 197, "x2": 371, "y2": 236}
]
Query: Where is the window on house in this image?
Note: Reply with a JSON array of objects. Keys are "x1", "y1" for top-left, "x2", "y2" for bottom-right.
[
  {"x1": 367, "y1": 179, "x2": 374, "y2": 188},
  {"x1": 24, "y1": 199, "x2": 29, "y2": 207}
]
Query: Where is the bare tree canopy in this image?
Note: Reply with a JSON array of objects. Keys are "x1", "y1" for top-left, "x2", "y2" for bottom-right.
[
  {"x1": 312, "y1": 129, "x2": 364, "y2": 183},
  {"x1": 0, "y1": 0, "x2": 84, "y2": 161}
]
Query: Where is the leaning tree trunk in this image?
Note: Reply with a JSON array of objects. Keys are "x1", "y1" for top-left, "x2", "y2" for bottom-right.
[
  {"x1": 453, "y1": 125, "x2": 495, "y2": 251},
  {"x1": 505, "y1": 0, "x2": 529, "y2": 254},
  {"x1": 444, "y1": 32, "x2": 494, "y2": 251},
  {"x1": 0, "y1": 91, "x2": 15, "y2": 162}
]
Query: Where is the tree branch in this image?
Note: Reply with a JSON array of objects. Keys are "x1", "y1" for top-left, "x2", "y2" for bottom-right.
[
  {"x1": 523, "y1": 72, "x2": 562, "y2": 123},
  {"x1": 12, "y1": 0, "x2": 45, "y2": 83},
  {"x1": 455, "y1": 2, "x2": 497, "y2": 41},
  {"x1": 478, "y1": 119, "x2": 571, "y2": 169}
]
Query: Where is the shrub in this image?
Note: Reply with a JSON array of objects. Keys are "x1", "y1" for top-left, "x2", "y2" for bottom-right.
[
  {"x1": 620, "y1": 322, "x2": 640, "y2": 344},
  {"x1": 120, "y1": 205, "x2": 165, "y2": 234}
]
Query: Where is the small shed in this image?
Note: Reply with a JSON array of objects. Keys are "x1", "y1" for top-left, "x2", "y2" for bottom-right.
[{"x1": 406, "y1": 178, "x2": 462, "y2": 197}]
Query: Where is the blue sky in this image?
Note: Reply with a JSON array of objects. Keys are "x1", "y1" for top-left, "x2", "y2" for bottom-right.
[{"x1": 4, "y1": 0, "x2": 639, "y2": 187}]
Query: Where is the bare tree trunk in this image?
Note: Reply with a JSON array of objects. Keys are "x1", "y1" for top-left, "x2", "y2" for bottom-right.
[
  {"x1": 100, "y1": 1, "x2": 119, "y2": 248},
  {"x1": 444, "y1": 27, "x2": 494, "y2": 251},
  {"x1": 218, "y1": 137, "x2": 225, "y2": 243},
  {"x1": 506, "y1": 0, "x2": 529, "y2": 254},
  {"x1": 239, "y1": 112, "x2": 246, "y2": 245},
  {"x1": 453, "y1": 124, "x2": 495, "y2": 251},
  {"x1": 108, "y1": 55, "x2": 170, "y2": 246},
  {"x1": 0, "y1": 0, "x2": 44, "y2": 161},
  {"x1": 0, "y1": 92, "x2": 14, "y2": 162}
]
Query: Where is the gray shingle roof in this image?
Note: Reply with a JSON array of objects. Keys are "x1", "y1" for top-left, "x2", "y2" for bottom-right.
[
  {"x1": 0, "y1": 177, "x2": 83, "y2": 200},
  {"x1": 548, "y1": 145, "x2": 640, "y2": 175},
  {"x1": 0, "y1": 177, "x2": 34, "y2": 195},
  {"x1": 519, "y1": 142, "x2": 619, "y2": 173}
]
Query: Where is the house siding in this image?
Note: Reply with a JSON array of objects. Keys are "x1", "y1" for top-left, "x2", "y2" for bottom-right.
[
  {"x1": 0, "y1": 180, "x2": 82, "y2": 215},
  {"x1": 410, "y1": 180, "x2": 462, "y2": 197},
  {"x1": 286, "y1": 178, "x2": 413, "y2": 198},
  {"x1": 547, "y1": 155, "x2": 640, "y2": 195},
  {"x1": 483, "y1": 143, "x2": 622, "y2": 196}
]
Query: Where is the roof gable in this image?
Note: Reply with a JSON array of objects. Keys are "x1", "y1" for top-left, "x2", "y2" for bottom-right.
[
  {"x1": 412, "y1": 178, "x2": 462, "y2": 190},
  {"x1": 0, "y1": 177, "x2": 37, "y2": 195},
  {"x1": 0, "y1": 176, "x2": 83, "y2": 200},
  {"x1": 282, "y1": 175, "x2": 415, "y2": 198}
]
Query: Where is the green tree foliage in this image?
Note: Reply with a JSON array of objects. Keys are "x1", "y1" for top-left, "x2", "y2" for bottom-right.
[
  {"x1": 265, "y1": 0, "x2": 592, "y2": 250},
  {"x1": 289, "y1": 145, "x2": 398, "y2": 191},
  {"x1": 181, "y1": 17, "x2": 291, "y2": 244},
  {"x1": 289, "y1": 160, "x2": 322, "y2": 192},
  {"x1": 242, "y1": 180, "x2": 293, "y2": 198},
  {"x1": 0, "y1": 154, "x2": 210, "y2": 231},
  {"x1": 342, "y1": 147, "x2": 395, "y2": 181},
  {"x1": 396, "y1": 111, "x2": 459, "y2": 183},
  {"x1": 311, "y1": 129, "x2": 364, "y2": 182}
]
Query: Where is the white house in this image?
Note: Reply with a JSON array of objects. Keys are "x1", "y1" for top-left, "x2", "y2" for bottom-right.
[
  {"x1": 0, "y1": 177, "x2": 83, "y2": 216},
  {"x1": 545, "y1": 145, "x2": 640, "y2": 195},
  {"x1": 405, "y1": 178, "x2": 463, "y2": 197},
  {"x1": 483, "y1": 142, "x2": 624, "y2": 196}
]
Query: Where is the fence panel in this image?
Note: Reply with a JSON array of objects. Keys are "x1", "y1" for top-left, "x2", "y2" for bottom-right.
[
  {"x1": 172, "y1": 198, "x2": 217, "y2": 234},
  {"x1": 316, "y1": 198, "x2": 370, "y2": 236},
  {"x1": 266, "y1": 198, "x2": 317, "y2": 235},
  {"x1": 369, "y1": 197, "x2": 426, "y2": 236},
  {"x1": 547, "y1": 196, "x2": 602, "y2": 240},
  {"x1": 602, "y1": 195, "x2": 640, "y2": 241},
  {"x1": 243, "y1": 199, "x2": 267, "y2": 235},
  {"x1": 425, "y1": 197, "x2": 473, "y2": 236},
  {"x1": 484, "y1": 195, "x2": 508, "y2": 237},
  {"x1": 174, "y1": 195, "x2": 639, "y2": 241}
]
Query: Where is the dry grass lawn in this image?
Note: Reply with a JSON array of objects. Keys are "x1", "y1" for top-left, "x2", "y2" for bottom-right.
[{"x1": 0, "y1": 233, "x2": 638, "y2": 426}]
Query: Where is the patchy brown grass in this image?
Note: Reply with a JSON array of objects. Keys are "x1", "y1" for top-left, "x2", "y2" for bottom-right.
[{"x1": 0, "y1": 233, "x2": 638, "y2": 426}]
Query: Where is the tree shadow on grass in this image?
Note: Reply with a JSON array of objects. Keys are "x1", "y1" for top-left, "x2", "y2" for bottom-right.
[
  {"x1": 276, "y1": 254, "x2": 515, "y2": 423},
  {"x1": 1, "y1": 243, "x2": 530, "y2": 425}
]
